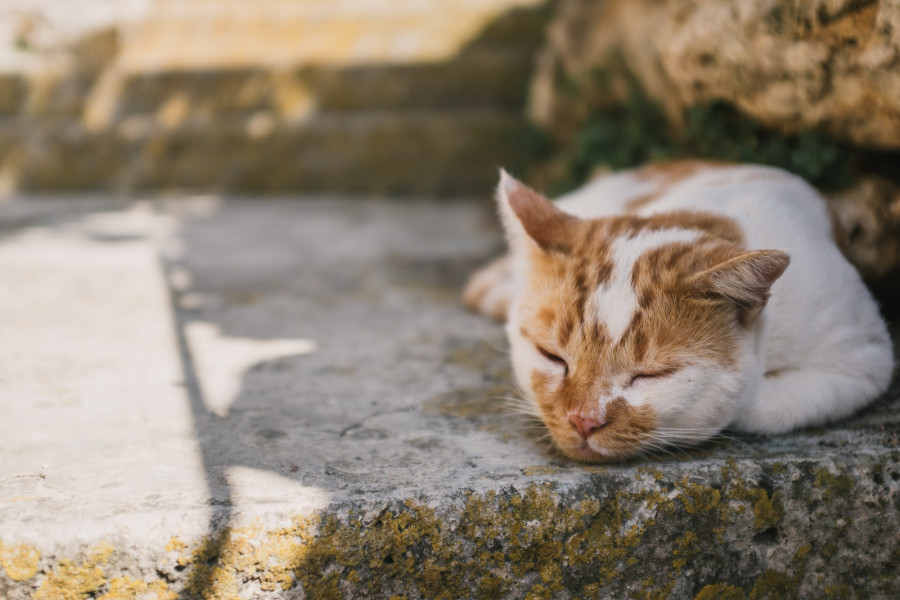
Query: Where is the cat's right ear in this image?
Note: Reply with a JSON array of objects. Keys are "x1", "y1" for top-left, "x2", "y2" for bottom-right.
[
  {"x1": 692, "y1": 249, "x2": 790, "y2": 325},
  {"x1": 496, "y1": 169, "x2": 578, "y2": 254}
]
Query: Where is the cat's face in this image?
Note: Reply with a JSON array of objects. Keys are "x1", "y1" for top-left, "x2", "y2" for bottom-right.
[{"x1": 498, "y1": 172, "x2": 788, "y2": 462}]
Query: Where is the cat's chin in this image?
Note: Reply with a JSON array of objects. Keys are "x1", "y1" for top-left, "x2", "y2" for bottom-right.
[{"x1": 561, "y1": 440, "x2": 642, "y2": 464}]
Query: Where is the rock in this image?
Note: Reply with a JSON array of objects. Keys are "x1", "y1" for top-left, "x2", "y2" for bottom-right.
[
  {"x1": 825, "y1": 175, "x2": 900, "y2": 278},
  {"x1": 530, "y1": 0, "x2": 900, "y2": 149}
]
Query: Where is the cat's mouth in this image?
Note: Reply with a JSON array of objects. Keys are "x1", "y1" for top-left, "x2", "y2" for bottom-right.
[{"x1": 565, "y1": 437, "x2": 646, "y2": 463}]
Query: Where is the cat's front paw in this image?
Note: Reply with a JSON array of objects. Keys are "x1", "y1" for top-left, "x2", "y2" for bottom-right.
[{"x1": 463, "y1": 255, "x2": 515, "y2": 321}]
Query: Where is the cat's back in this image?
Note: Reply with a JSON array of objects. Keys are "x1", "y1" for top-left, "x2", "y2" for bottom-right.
[{"x1": 556, "y1": 161, "x2": 830, "y2": 241}]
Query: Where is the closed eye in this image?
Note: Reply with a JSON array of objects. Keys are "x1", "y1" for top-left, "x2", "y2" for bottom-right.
[
  {"x1": 628, "y1": 368, "x2": 677, "y2": 387},
  {"x1": 537, "y1": 347, "x2": 568, "y2": 375}
]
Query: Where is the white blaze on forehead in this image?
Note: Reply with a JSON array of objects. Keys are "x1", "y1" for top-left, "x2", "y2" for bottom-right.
[{"x1": 592, "y1": 228, "x2": 700, "y2": 343}]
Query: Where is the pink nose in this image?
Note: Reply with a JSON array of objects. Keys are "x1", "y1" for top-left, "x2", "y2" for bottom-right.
[{"x1": 568, "y1": 412, "x2": 608, "y2": 440}]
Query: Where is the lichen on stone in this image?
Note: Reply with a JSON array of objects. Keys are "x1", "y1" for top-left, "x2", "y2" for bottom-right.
[
  {"x1": 32, "y1": 542, "x2": 115, "y2": 600},
  {"x1": 10, "y1": 457, "x2": 899, "y2": 599},
  {"x1": 679, "y1": 479, "x2": 721, "y2": 515},
  {"x1": 182, "y1": 515, "x2": 318, "y2": 600},
  {"x1": 0, "y1": 541, "x2": 40, "y2": 581},
  {"x1": 695, "y1": 583, "x2": 746, "y2": 600},
  {"x1": 813, "y1": 467, "x2": 855, "y2": 503},
  {"x1": 672, "y1": 531, "x2": 700, "y2": 571},
  {"x1": 96, "y1": 576, "x2": 174, "y2": 600}
]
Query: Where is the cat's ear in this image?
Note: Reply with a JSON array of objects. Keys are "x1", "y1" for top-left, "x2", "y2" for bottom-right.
[
  {"x1": 692, "y1": 249, "x2": 790, "y2": 324},
  {"x1": 497, "y1": 169, "x2": 578, "y2": 253}
]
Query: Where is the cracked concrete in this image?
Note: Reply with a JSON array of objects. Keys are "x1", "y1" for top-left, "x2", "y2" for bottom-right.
[{"x1": 1, "y1": 194, "x2": 898, "y2": 599}]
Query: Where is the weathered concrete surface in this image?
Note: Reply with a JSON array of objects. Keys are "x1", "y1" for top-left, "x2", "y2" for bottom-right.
[{"x1": 0, "y1": 195, "x2": 898, "y2": 599}]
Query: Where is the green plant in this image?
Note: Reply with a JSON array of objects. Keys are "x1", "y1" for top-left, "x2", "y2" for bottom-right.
[{"x1": 553, "y1": 93, "x2": 855, "y2": 194}]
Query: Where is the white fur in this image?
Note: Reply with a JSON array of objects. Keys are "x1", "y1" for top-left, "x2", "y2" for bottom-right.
[
  {"x1": 592, "y1": 229, "x2": 700, "y2": 343},
  {"x1": 502, "y1": 164, "x2": 894, "y2": 438}
]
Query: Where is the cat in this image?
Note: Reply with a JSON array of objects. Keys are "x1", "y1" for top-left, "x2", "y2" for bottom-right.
[{"x1": 464, "y1": 162, "x2": 894, "y2": 462}]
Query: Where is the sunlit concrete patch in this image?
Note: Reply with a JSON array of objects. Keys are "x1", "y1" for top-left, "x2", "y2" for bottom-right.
[
  {"x1": 225, "y1": 467, "x2": 331, "y2": 524},
  {"x1": 186, "y1": 322, "x2": 318, "y2": 416},
  {"x1": 0, "y1": 198, "x2": 211, "y2": 549}
]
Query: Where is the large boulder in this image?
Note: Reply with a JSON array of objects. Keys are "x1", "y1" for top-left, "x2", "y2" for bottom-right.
[{"x1": 530, "y1": 0, "x2": 900, "y2": 150}]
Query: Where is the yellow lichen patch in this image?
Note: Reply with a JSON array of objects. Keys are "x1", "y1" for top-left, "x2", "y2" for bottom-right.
[
  {"x1": 633, "y1": 575, "x2": 674, "y2": 600},
  {"x1": 9, "y1": 541, "x2": 180, "y2": 600},
  {"x1": 0, "y1": 541, "x2": 41, "y2": 581},
  {"x1": 89, "y1": 542, "x2": 115, "y2": 566},
  {"x1": 181, "y1": 515, "x2": 319, "y2": 600},
  {"x1": 202, "y1": 566, "x2": 240, "y2": 600},
  {"x1": 523, "y1": 466, "x2": 560, "y2": 476},
  {"x1": 97, "y1": 576, "x2": 175, "y2": 600},
  {"x1": 563, "y1": 489, "x2": 646, "y2": 584},
  {"x1": 719, "y1": 468, "x2": 784, "y2": 532},
  {"x1": 33, "y1": 556, "x2": 107, "y2": 600},
  {"x1": 525, "y1": 583, "x2": 553, "y2": 600},
  {"x1": 679, "y1": 480, "x2": 721, "y2": 515},
  {"x1": 746, "y1": 488, "x2": 783, "y2": 531},
  {"x1": 247, "y1": 516, "x2": 317, "y2": 592},
  {"x1": 695, "y1": 583, "x2": 746, "y2": 600},
  {"x1": 165, "y1": 537, "x2": 187, "y2": 554},
  {"x1": 31, "y1": 542, "x2": 116, "y2": 600},
  {"x1": 814, "y1": 468, "x2": 855, "y2": 503},
  {"x1": 637, "y1": 466, "x2": 666, "y2": 482},
  {"x1": 748, "y1": 569, "x2": 794, "y2": 600},
  {"x1": 672, "y1": 531, "x2": 699, "y2": 571}
]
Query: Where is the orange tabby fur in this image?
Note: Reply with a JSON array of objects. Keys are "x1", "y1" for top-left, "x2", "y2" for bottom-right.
[
  {"x1": 466, "y1": 164, "x2": 893, "y2": 463},
  {"x1": 514, "y1": 208, "x2": 782, "y2": 460}
]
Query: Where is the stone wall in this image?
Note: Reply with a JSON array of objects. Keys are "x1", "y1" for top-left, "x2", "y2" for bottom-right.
[{"x1": 530, "y1": 0, "x2": 900, "y2": 148}]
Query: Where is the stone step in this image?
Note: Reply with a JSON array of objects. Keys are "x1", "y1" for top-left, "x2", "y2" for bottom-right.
[
  {"x1": 1, "y1": 40, "x2": 543, "y2": 120},
  {"x1": 1, "y1": 195, "x2": 898, "y2": 599},
  {"x1": 4, "y1": 110, "x2": 535, "y2": 195},
  {"x1": 119, "y1": 0, "x2": 550, "y2": 70},
  {"x1": 105, "y1": 48, "x2": 537, "y2": 120},
  {"x1": 0, "y1": 0, "x2": 550, "y2": 194}
]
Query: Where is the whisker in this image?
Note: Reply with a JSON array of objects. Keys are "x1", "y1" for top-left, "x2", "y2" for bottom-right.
[{"x1": 638, "y1": 441, "x2": 685, "y2": 461}]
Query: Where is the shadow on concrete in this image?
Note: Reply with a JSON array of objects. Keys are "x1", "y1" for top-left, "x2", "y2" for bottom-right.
[
  {"x1": 156, "y1": 192, "x2": 532, "y2": 596},
  {"x1": 135, "y1": 12, "x2": 558, "y2": 596}
]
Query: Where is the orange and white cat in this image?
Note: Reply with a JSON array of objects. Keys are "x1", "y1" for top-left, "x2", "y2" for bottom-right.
[{"x1": 464, "y1": 162, "x2": 894, "y2": 462}]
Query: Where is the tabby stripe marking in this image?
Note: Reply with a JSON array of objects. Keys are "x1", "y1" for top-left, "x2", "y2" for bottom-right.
[{"x1": 591, "y1": 229, "x2": 700, "y2": 343}]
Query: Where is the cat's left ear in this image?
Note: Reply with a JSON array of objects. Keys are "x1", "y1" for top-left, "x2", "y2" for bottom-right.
[
  {"x1": 692, "y1": 249, "x2": 790, "y2": 324},
  {"x1": 496, "y1": 169, "x2": 579, "y2": 253}
]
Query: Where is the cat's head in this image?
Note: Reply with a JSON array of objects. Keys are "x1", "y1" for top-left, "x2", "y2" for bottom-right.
[{"x1": 498, "y1": 171, "x2": 789, "y2": 462}]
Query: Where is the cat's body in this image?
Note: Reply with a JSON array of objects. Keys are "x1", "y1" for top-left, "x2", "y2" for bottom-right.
[{"x1": 464, "y1": 162, "x2": 894, "y2": 462}]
